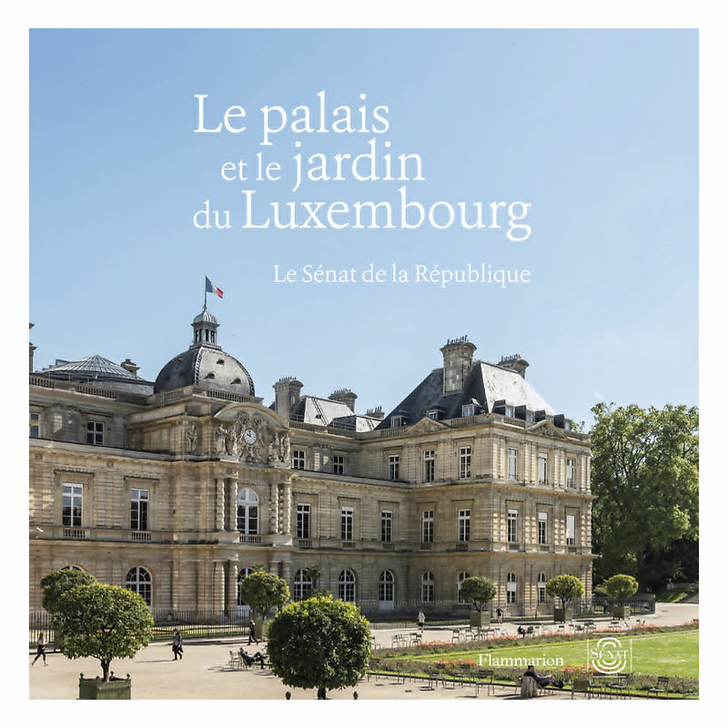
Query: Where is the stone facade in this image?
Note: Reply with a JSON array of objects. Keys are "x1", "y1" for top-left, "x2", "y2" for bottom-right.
[{"x1": 29, "y1": 313, "x2": 593, "y2": 618}]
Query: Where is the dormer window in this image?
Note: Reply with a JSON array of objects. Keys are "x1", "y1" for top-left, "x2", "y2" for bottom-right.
[
  {"x1": 205, "y1": 372, "x2": 215, "y2": 379},
  {"x1": 505, "y1": 405, "x2": 515, "y2": 418},
  {"x1": 391, "y1": 415, "x2": 404, "y2": 428},
  {"x1": 426, "y1": 409, "x2": 439, "y2": 420},
  {"x1": 462, "y1": 404, "x2": 475, "y2": 417},
  {"x1": 217, "y1": 359, "x2": 225, "y2": 365}
]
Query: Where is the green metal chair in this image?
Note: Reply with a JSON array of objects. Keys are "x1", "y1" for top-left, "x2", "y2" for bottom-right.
[{"x1": 571, "y1": 677, "x2": 592, "y2": 699}]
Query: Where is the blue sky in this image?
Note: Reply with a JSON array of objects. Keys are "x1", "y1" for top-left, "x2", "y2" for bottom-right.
[{"x1": 29, "y1": 29, "x2": 698, "y2": 427}]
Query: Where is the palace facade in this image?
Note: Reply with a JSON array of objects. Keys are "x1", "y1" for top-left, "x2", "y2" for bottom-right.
[{"x1": 29, "y1": 310, "x2": 593, "y2": 618}]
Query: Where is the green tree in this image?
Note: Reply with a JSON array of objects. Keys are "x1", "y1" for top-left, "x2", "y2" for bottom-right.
[
  {"x1": 590, "y1": 403, "x2": 699, "y2": 590},
  {"x1": 40, "y1": 568, "x2": 97, "y2": 651},
  {"x1": 267, "y1": 595, "x2": 371, "y2": 699},
  {"x1": 238, "y1": 570, "x2": 290, "y2": 622},
  {"x1": 458, "y1": 576, "x2": 496, "y2": 611},
  {"x1": 52, "y1": 583, "x2": 153, "y2": 681},
  {"x1": 545, "y1": 574, "x2": 584, "y2": 610},
  {"x1": 603, "y1": 574, "x2": 639, "y2": 606}
]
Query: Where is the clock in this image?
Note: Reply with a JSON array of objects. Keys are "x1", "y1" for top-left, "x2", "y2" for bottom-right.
[{"x1": 243, "y1": 428, "x2": 257, "y2": 445}]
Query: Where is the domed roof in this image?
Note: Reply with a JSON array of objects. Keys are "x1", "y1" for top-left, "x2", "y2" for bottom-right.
[
  {"x1": 154, "y1": 347, "x2": 255, "y2": 395},
  {"x1": 153, "y1": 306, "x2": 255, "y2": 396}
]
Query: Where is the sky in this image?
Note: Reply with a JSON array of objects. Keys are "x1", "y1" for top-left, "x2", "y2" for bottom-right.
[{"x1": 29, "y1": 29, "x2": 698, "y2": 428}]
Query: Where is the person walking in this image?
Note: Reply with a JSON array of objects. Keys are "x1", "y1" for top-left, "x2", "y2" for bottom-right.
[
  {"x1": 31, "y1": 632, "x2": 47, "y2": 667},
  {"x1": 496, "y1": 607, "x2": 503, "y2": 624},
  {"x1": 248, "y1": 617, "x2": 260, "y2": 645},
  {"x1": 172, "y1": 629, "x2": 183, "y2": 660},
  {"x1": 417, "y1": 609, "x2": 426, "y2": 634}
]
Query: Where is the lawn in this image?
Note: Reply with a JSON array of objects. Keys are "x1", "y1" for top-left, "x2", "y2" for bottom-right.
[{"x1": 400, "y1": 630, "x2": 698, "y2": 678}]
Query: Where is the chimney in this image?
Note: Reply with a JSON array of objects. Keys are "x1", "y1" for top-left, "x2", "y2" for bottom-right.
[
  {"x1": 120, "y1": 358, "x2": 140, "y2": 377},
  {"x1": 330, "y1": 388, "x2": 357, "y2": 412},
  {"x1": 366, "y1": 406, "x2": 384, "y2": 420},
  {"x1": 498, "y1": 354, "x2": 529, "y2": 379},
  {"x1": 29, "y1": 323, "x2": 36, "y2": 373},
  {"x1": 440, "y1": 336, "x2": 477, "y2": 395},
  {"x1": 274, "y1": 376, "x2": 303, "y2": 419}
]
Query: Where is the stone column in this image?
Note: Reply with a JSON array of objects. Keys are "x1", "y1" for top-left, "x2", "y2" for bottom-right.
[
  {"x1": 212, "y1": 560, "x2": 225, "y2": 611},
  {"x1": 226, "y1": 477, "x2": 238, "y2": 531},
  {"x1": 282, "y1": 480, "x2": 292, "y2": 535},
  {"x1": 215, "y1": 477, "x2": 225, "y2": 531},
  {"x1": 226, "y1": 560, "x2": 239, "y2": 612}
]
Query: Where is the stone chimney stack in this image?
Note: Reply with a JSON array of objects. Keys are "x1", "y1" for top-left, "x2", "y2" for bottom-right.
[
  {"x1": 498, "y1": 354, "x2": 529, "y2": 379},
  {"x1": 120, "y1": 358, "x2": 140, "y2": 377},
  {"x1": 366, "y1": 406, "x2": 384, "y2": 420},
  {"x1": 29, "y1": 323, "x2": 36, "y2": 373},
  {"x1": 330, "y1": 388, "x2": 357, "y2": 412},
  {"x1": 441, "y1": 336, "x2": 477, "y2": 395},
  {"x1": 274, "y1": 376, "x2": 303, "y2": 419}
]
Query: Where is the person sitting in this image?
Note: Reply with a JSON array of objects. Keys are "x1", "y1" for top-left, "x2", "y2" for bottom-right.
[
  {"x1": 523, "y1": 665, "x2": 564, "y2": 689},
  {"x1": 252, "y1": 651, "x2": 266, "y2": 668},
  {"x1": 238, "y1": 648, "x2": 255, "y2": 668}
]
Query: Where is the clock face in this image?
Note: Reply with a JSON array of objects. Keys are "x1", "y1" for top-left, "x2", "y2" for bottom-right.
[{"x1": 243, "y1": 428, "x2": 257, "y2": 445}]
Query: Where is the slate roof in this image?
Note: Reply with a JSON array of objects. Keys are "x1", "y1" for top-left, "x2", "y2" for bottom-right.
[
  {"x1": 377, "y1": 360, "x2": 556, "y2": 429},
  {"x1": 43, "y1": 354, "x2": 141, "y2": 380},
  {"x1": 291, "y1": 396, "x2": 379, "y2": 431}
]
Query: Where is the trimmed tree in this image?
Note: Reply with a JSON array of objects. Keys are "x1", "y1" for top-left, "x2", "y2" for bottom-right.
[
  {"x1": 238, "y1": 570, "x2": 290, "y2": 638},
  {"x1": 53, "y1": 583, "x2": 153, "y2": 681},
  {"x1": 459, "y1": 576, "x2": 496, "y2": 627},
  {"x1": 545, "y1": 575, "x2": 584, "y2": 621},
  {"x1": 40, "y1": 568, "x2": 97, "y2": 651},
  {"x1": 603, "y1": 574, "x2": 639, "y2": 616},
  {"x1": 267, "y1": 595, "x2": 371, "y2": 699}
]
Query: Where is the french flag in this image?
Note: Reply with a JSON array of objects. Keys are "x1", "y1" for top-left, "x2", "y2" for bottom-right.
[{"x1": 205, "y1": 276, "x2": 224, "y2": 298}]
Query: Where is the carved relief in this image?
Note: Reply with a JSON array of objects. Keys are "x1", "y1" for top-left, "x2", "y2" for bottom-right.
[
  {"x1": 185, "y1": 422, "x2": 198, "y2": 454},
  {"x1": 214, "y1": 405, "x2": 290, "y2": 465}
]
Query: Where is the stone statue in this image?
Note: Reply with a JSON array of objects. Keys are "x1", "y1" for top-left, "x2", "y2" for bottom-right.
[
  {"x1": 186, "y1": 422, "x2": 198, "y2": 453},
  {"x1": 215, "y1": 425, "x2": 226, "y2": 456}
]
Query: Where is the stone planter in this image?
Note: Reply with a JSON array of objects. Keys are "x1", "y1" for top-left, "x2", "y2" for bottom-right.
[
  {"x1": 78, "y1": 674, "x2": 131, "y2": 700},
  {"x1": 469, "y1": 611, "x2": 490, "y2": 627},
  {"x1": 611, "y1": 605, "x2": 630, "y2": 618},
  {"x1": 553, "y1": 607, "x2": 573, "y2": 623}
]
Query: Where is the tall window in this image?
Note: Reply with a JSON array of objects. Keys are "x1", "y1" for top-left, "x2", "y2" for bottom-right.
[
  {"x1": 379, "y1": 570, "x2": 395, "y2": 602},
  {"x1": 126, "y1": 567, "x2": 152, "y2": 606},
  {"x1": 537, "y1": 573, "x2": 547, "y2": 603},
  {"x1": 566, "y1": 458, "x2": 575, "y2": 488},
  {"x1": 566, "y1": 514, "x2": 576, "y2": 546},
  {"x1": 426, "y1": 409, "x2": 439, "y2": 420},
  {"x1": 458, "y1": 509, "x2": 470, "y2": 542},
  {"x1": 457, "y1": 571, "x2": 471, "y2": 603},
  {"x1": 296, "y1": 503, "x2": 311, "y2": 539},
  {"x1": 332, "y1": 455, "x2": 345, "y2": 475},
  {"x1": 462, "y1": 403, "x2": 475, "y2": 417},
  {"x1": 237, "y1": 567, "x2": 254, "y2": 605},
  {"x1": 293, "y1": 569, "x2": 313, "y2": 601},
  {"x1": 538, "y1": 511, "x2": 548, "y2": 545},
  {"x1": 507, "y1": 509, "x2": 518, "y2": 543},
  {"x1": 506, "y1": 572, "x2": 518, "y2": 604},
  {"x1": 423, "y1": 451, "x2": 435, "y2": 482},
  {"x1": 422, "y1": 510, "x2": 434, "y2": 543},
  {"x1": 87, "y1": 421, "x2": 104, "y2": 445},
  {"x1": 29, "y1": 412, "x2": 40, "y2": 438},
  {"x1": 381, "y1": 510, "x2": 393, "y2": 542},
  {"x1": 293, "y1": 450, "x2": 306, "y2": 470},
  {"x1": 538, "y1": 453, "x2": 548, "y2": 484},
  {"x1": 421, "y1": 572, "x2": 434, "y2": 603},
  {"x1": 237, "y1": 488, "x2": 259, "y2": 534},
  {"x1": 339, "y1": 569, "x2": 356, "y2": 602},
  {"x1": 459, "y1": 446, "x2": 471, "y2": 479},
  {"x1": 341, "y1": 507, "x2": 354, "y2": 541},
  {"x1": 388, "y1": 455, "x2": 400, "y2": 481},
  {"x1": 507, "y1": 447, "x2": 518, "y2": 480},
  {"x1": 62, "y1": 484, "x2": 83, "y2": 527},
  {"x1": 130, "y1": 488, "x2": 149, "y2": 531},
  {"x1": 391, "y1": 416, "x2": 404, "y2": 428}
]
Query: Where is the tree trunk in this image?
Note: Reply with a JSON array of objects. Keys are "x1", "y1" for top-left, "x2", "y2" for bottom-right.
[
  {"x1": 317, "y1": 687, "x2": 327, "y2": 700},
  {"x1": 101, "y1": 660, "x2": 111, "y2": 682}
]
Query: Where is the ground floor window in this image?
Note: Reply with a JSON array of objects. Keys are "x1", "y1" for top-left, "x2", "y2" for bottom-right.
[
  {"x1": 293, "y1": 569, "x2": 313, "y2": 601},
  {"x1": 338, "y1": 569, "x2": 356, "y2": 602},
  {"x1": 421, "y1": 571, "x2": 434, "y2": 603},
  {"x1": 506, "y1": 572, "x2": 518, "y2": 604},
  {"x1": 125, "y1": 566, "x2": 152, "y2": 606},
  {"x1": 379, "y1": 570, "x2": 395, "y2": 602}
]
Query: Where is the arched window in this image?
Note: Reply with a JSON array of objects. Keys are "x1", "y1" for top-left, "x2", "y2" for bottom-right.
[
  {"x1": 379, "y1": 570, "x2": 395, "y2": 603},
  {"x1": 237, "y1": 567, "x2": 255, "y2": 605},
  {"x1": 126, "y1": 567, "x2": 152, "y2": 606},
  {"x1": 237, "y1": 488, "x2": 259, "y2": 534},
  {"x1": 457, "y1": 571, "x2": 470, "y2": 603},
  {"x1": 293, "y1": 569, "x2": 313, "y2": 601},
  {"x1": 537, "y1": 572, "x2": 547, "y2": 603},
  {"x1": 338, "y1": 569, "x2": 356, "y2": 603},
  {"x1": 421, "y1": 571, "x2": 434, "y2": 603},
  {"x1": 506, "y1": 572, "x2": 518, "y2": 605}
]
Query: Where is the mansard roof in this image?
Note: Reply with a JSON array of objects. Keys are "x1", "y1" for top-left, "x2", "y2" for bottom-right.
[{"x1": 378, "y1": 360, "x2": 556, "y2": 429}]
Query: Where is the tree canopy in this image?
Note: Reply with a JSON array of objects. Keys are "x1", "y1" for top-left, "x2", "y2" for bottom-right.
[
  {"x1": 603, "y1": 574, "x2": 639, "y2": 606},
  {"x1": 267, "y1": 595, "x2": 371, "y2": 699},
  {"x1": 51, "y1": 582, "x2": 153, "y2": 681},
  {"x1": 545, "y1": 574, "x2": 584, "y2": 609},
  {"x1": 40, "y1": 568, "x2": 96, "y2": 613},
  {"x1": 458, "y1": 576, "x2": 496, "y2": 611},
  {"x1": 238, "y1": 570, "x2": 290, "y2": 620},
  {"x1": 590, "y1": 403, "x2": 699, "y2": 590}
]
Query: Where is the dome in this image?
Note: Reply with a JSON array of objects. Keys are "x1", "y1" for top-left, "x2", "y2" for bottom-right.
[
  {"x1": 153, "y1": 306, "x2": 255, "y2": 395},
  {"x1": 154, "y1": 347, "x2": 255, "y2": 395}
]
